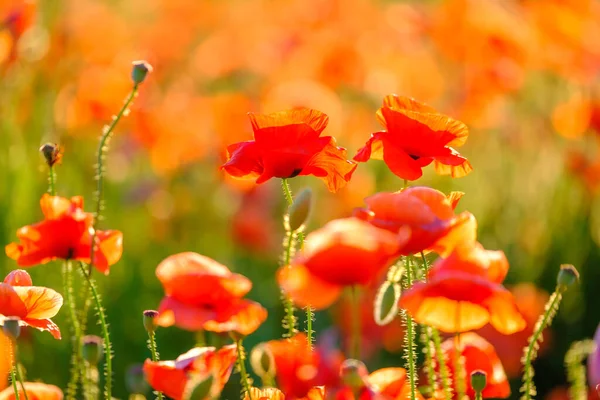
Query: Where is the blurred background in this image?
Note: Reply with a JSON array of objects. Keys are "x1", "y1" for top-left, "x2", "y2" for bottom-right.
[{"x1": 1, "y1": 0, "x2": 600, "y2": 398}]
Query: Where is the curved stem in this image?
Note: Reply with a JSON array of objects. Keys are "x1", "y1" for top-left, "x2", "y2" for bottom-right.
[
  {"x1": 9, "y1": 342, "x2": 20, "y2": 400},
  {"x1": 78, "y1": 263, "x2": 112, "y2": 400},
  {"x1": 350, "y1": 286, "x2": 361, "y2": 359}
]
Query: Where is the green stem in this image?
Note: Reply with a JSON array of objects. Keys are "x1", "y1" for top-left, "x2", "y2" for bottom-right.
[
  {"x1": 78, "y1": 263, "x2": 112, "y2": 400},
  {"x1": 48, "y1": 165, "x2": 56, "y2": 196},
  {"x1": 521, "y1": 289, "x2": 564, "y2": 400},
  {"x1": 453, "y1": 333, "x2": 466, "y2": 400},
  {"x1": 15, "y1": 364, "x2": 29, "y2": 400},
  {"x1": 350, "y1": 286, "x2": 361, "y2": 359},
  {"x1": 9, "y1": 343, "x2": 20, "y2": 400},
  {"x1": 281, "y1": 178, "x2": 293, "y2": 206},
  {"x1": 147, "y1": 332, "x2": 164, "y2": 400},
  {"x1": 403, "y1": 256, "x2": 417, "y2": 400},
  {"x1": 306, "y1": 306, "x2": 314, "y2": 349},
  {"x1": 422, "y1": 326, "x2": 437, "y2": 395},
  {"x1": 64, "y1": 260, "x2": 83, "y2": 400},
  {"x1": 280, "y1": 178, "x2": 297, "y2": 338},
  {"x1": 235, "y1": 338, "x2": 253, "y2": 400},
  {"x1": 565, "y1": 340, "x2": 596, "y2": 400},
  {"x1": 475, "y1": 391, "x2": 483, "y2": 400}
]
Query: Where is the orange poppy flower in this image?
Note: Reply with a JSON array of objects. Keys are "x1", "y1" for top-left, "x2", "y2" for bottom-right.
[
  {"x1": 144, "y1": 345, "x2": 237, "y2": 400},
  {"x1": 221, "y1": 108, "x2": 357, "y2": 193},
  {"x1": 5, "y1": 194, "x2": 123, "y2": 275},
  {"x1": 0, "y1": 270, "x2": 63, "y2": 339},
  {"x1": 244, "y1": 388, "x2": 285, "y2": 400},
  {"x1": 400, "y1": 242, "x2": 526, "y2": 335},
  {"x1": 0, "y1": 382, "x2": 64, "y2": 400},
  {"x1": 265, "y1": 333, "x2": 344, "y2": 399},
  {"x1": 0, "y1": 331, "x2": 10, "y2": 391},
  {"x1": 354, "y1": 95, "x2": 472, "y2": 181},
  {"x1": 437, "y1": 333, "x2": 510, "y2": 399},
  {"x1": 353, "y1": 186, "x2": 475, "y2": 256},
  {"x1": 277, "y1": 218, "x2": 408, "y2": 310},
  {"x1": 155, "y1": 252, "x2": 267, "y2": 335}
]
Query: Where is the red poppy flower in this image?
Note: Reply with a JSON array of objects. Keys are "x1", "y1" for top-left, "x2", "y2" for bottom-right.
[
  {"x1": 221, "y1": 108, "x2": 357, "y2": 192},
  {"x1": 144, "y1": 345, "x2": 237, "y2": 400},
  {"x1": 5, "y1": 194, "x2": 123, "y2": 275},
  {"x1": 400, "y1": 242, "x2": 526, "y2": 334},
  {"x1": 437, "y1": 333, "x2": 510, "y2": 399},
  {"x1": 0, "y1": 382, "x2": 64, "y2": 400},
  {"x1": 265, "y1": 333, "x2": 344, "y2": 399},
  {"x1": 155, "y1": 252, "x2": 267, "y2": 336},
  {"x1": 0, "y1": 331, "x2": 10, "y2": 391},
  {"x1": 0, "y1": 270, "x2": 63, "y2": 339},
  {"x1": 354, "y1": 186, "x2": 475, "y2": 256},
  {"x1": 278, "y1": 218, "x2": 408, "y2": 310},
  {"x1": 354, "y1": 95, "x2": 472, "y2": 181}
]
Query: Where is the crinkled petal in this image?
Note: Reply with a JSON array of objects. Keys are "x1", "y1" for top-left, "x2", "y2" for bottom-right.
[
  {"x1": 277, "y1": 264, "x2": 342, "y2": 310},
  {"x1": 90, "y1": 230, "x2": 124, "y2": 274},
  {"x1": 303, "y1": 138, "x2": 357, "y2": 193},
  {"x1": 156, "y1": 296, "x2": 217, "y2": 331},
  {"x1": 382, "y1": 138, "x2": 430, "y2": 181},
  {"x1": 0, "y1": 283, "x2": 27, "y2": 319},
  {"x1": 221, "y1": 141, "x2": 264, "y2": 181},
  {"x1": 250, "y1": 109, "x2": 329, "y2": 140},
  {"x1": 354, "y1": 132, "x2": 385, "y2": 162},
  {"x1": 21, "y1": 318, "x2": 61, "y2": 339},
  {"x1": 12, "y1": 286, "x2": 63, "y2": 319},
  {"x1": 144, "y1": 359, "x2": 187, "y2": 400},
  {"x1": 203, "y1": 299, "x2": 267, "y2": 336}
]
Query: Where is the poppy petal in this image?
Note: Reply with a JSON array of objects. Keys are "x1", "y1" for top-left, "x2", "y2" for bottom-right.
[
  {"x1": 203, "y1": 299, "x2": 267, "y2": 336},
  {"x1": 39, "y1": 194, "x2": 73, "y2": 219},
  {"x1": 278, "y1": 264, "x2": 342, "y2": 310},
  {"x1": 21, "y1": 318, "x2": 61, "y2": 339},
  {"x1": 88, "y1": 230, "x2": 124, "y2": 274},
  {"x1": 0, "y1": 332, "x2": 11, "y2": 391},
  {"x1": 368, "y1": 367, "x2": 407, "y2": 397},
  {"x1": 3, "y1": 270, "x2": 32, "y2": 287},
  {"x1": 250, "y1": 109, "x2": 329, "y2": 139},
  {"x1": 303, "y1": 138, "x2": 357, "y2": 193},
  {"x1": 485, "y1": 291, "x2": 527, "y2": 335},
  {"x1": 381, "y1": 139, "x2": 429, "y2": 181},
  {"x1": 429, "y1": 212, "x2": 477, "y2": 257},
  {"x1": 144, "y1": 359, "x2": 188, "y2": 400},
  {"x1": 434, "y1": 157, "x2": 473, "y2": 178},
  {"x1": 11, "y1": 286, "x2": 63, "y2": 319},
  {"x1": 354, "y1": 133, "x2": 384, "y2": 162},
  {"x1": 221, "y1": 141, "x2": 264, "y2": 181},
  {"x1": 446, "y1": 191, "x2": 464, "y2": 210},
  {"x1": 156, "y1": 296, "x2": 217, "y2": 331},
  {"x1": 0, "y1": 382, "x2": 64, "y2": 400},
  {"x1": 0, "y1": 283, "x2": 27, "y2": 319}
]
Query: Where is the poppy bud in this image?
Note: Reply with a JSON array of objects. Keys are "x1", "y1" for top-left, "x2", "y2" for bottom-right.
[
  {"x1": 39, "y1": 143, "x2": 62, "y2": 167},
  {"x1": 82, "y1": 335, "x2": 104, "y2": 365},
  {"x1": 287, "y1": 188, "x2": 313, "y2": 231},
  {"x1": 340, "y1": 359, "x2": 368, "y2": 390},
  {"x1": 250, "y1": 343, "x2": 276, "y2": 378},
  {"x1": 374, "y1": 280, "x2": 401, "y2": 326},
  {"x1": 126, "y1": 364, "x2": 150, "y2": 395},
  {"x1": 143, "y1": 310, "x2": 159, "y2": 333},
  {"x1": 183, "y1": 373, "x2": 214, "y2": 400},
  {"x1": 557, "y1": 264, "x2": 579, "y2": 290},
  {"x1": 2, "y1": 316, "x2": 21, "y2": 340},
  {"x1": 3, "y1": 269, "x2": 32, "y2": 286},
  {"x1": 131, "y1": 60, "x2": 153, "y2": 85},
  {"x1": 470, "y1": 370, "x2": 487, "y2": 393}
]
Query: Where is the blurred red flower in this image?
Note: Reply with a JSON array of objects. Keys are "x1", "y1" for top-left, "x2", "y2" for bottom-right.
[
  {"x1": 0, "y1": 382, "x2": 64, "y2": 400},
  {"x1": 0, "y1": 331, "x2": 10, "y2": 391},
  {"x1": 155, "y1": 252, "x2": 267, "y2": 335},
  {"x1": 400, "y1": 242, "x2": 526, "y2": 334},
  {"x1": 354, "y1": 95, "x2": 472, "y2": 181},
  {"x1": 5, "y1": 194, "x2": 123, "y2": 275},
  {"x1": 0, "y1": 270, "x2": 63, "y2": 339},
  {"x1": 437, "y1": 333, "x2": 510, "y2": 399},
  {"x1": 144, "y1": 345, "x2": 237, "y2": 400},
  {"x1": 278, "y1": 218, "x2": 407, "y2": 310},
  {"x1": 354, "y1": 186, "x2": 475, "y2": 256},
  {"x1": 221, "y1": 108, "x2": 357, "y2": 192},
  {"x1": 265, "y1": 333, "x2": 343, "y2": 399}
]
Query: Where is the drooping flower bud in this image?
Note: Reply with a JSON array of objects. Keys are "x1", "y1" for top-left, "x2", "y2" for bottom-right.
[
  {"x1": 287, "y1": 188, "x2": 313, "y2": 231},
  {"x1": 183, "y1": 374, "x2": 215, "y2": 400},
  {"x1": 39, "y1": 143, "x2": 62, "y2": 167},
  {"x1": 3, "y1": 269, "x2": 32, "y2": 286},
  {"x1": 470, "y1": 370, "x2": 487, "y2": 393},
  {"x1": 2, "y1": 316, "x2": 21, "y2": 340},
  {"x1": 82, "y1": 335, "x2": 104, "y2": 365},
  {"x1": 250, "y1": 343, "x2": 276, "y2": 378},
  {"x1": 143, "y1": 310, "x2": 159, "y2": 333},
  {"x1": 131, "y1": 60, "x2": 153, "y2": 85},
  {"x1": 557, "y1": 264, "x2": 579, "y2": 290},
  {"x1": 340, "y1": 359, "x2": 368, "y2": 391}
]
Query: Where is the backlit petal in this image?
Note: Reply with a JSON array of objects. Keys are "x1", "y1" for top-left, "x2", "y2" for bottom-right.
[
  {"x1": 12, "y1": 286, "x2": 63, "y2": 319},
  {"x1": 0, "y1": 283, "x2": 27, "y2": 319},
  {"x1": 3, "y1": 270, "x2": 32, "y2": 286},
  {"x1": 277, "y1": 264, "x2": 342, "y2": 310},
  {"x1": 303, "y1": 138, "x2": 357, "y2": 193}
]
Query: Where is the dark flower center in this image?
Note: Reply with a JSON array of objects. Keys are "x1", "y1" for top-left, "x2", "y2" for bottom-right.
[{"x1": 288, "y1": 168, "x2": 303, "y2": 178}]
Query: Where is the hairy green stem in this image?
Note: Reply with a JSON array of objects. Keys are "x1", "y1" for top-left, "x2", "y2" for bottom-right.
[
  {"x1": 9, "y1": 343, "x2": 20, "y2": 400},
  {"x1": 147, "y1": 331, "x2": 164, "y2": 400},
  {"x1": 453, "y1": 333, "x2": 466, "y2": 400},
  {"x1": 565, "y1": 340, "x2": 596, "y2": 400},
  {"x1": 48, "y1": 166, "x2": 56, "y2": 196},
  {"x1": 432, "y1": 328, "x2": 453, "y2": 400},
  {"x1": 15, "y1": 364, "x2": 28, "y2": 400},
  {"x1": 350, "y1": 286, "x2": 361, "y2": 359},
  {"x1": 281, "y1": 178, "x2": 294, "y2": 206},
  {"x1": 280, "y1": 178, "x2": 298, "y2": 338},
  {"x1": 403, "y1": 256, "x2": 417, "y2": 400},
  {"x1": 235, "y1": 338, "x2": 253, "y2": 400},
  {"x1": 521, "y1": 288, "x2": 564, "y2": 400},
  {"x1": 422, "y1": 326, "x2": 437, "y2": 395},
  {"x1": 64, "y1": 260, "x2": 83, "y2": 400},
  {"x1": 78, "y1": 263, "x2": 112, "y2": 400}
]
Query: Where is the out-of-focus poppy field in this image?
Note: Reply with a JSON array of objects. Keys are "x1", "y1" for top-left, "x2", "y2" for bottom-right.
[{"x1": 2, "y1": 0, "x2": 600, "y2": 399}]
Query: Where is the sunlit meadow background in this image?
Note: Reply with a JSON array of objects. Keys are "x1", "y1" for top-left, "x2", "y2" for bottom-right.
[{"x1": 2, "y1": 0, "x2": 600, "y2": 398}]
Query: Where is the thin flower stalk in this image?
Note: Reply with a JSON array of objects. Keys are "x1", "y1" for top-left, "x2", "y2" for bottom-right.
[
  {"x1": 350, "y1": 286, "x2": 361, "y2": 359},
  {"x1": 9, "y1": 342, "x2": 20, "y2": 400},
  {"x1": 453, "y1": 333, "x2": 466, "y2": 400},
  {"x1": 564, "y1": 340, "x2": 596, "y2": 400},
  {"x1": 15, "y1": 364, "x2": 29, "y2": 400},
  {"x1": 280, "y1": 178, "x2": 298, "y2": 338},
  {"x1": 402, "y1": 255, "x2": 418, "y2": 400},
  {"x1": 234, "y1": 337, "x2": 253, "y2": 400},
  {"x1": 64, "y1": 260, "x2": 83, "y2": 400},
  {"x1": 147, "y1": 331, "x2": 164, "y2": 400}
]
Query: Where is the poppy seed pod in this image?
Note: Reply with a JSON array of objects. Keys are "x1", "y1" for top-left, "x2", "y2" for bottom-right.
[
  {"x1": 557, "y1": 264, "x2": 579, "y2": 290},
  {"x1": 340, "y1": 359, "x2": 369, "y2": 390},
  {"x1": 82, "y1": 335, "x2": 104, "y2": 365},
  {"x1": 470, "y1": 370, "x2": 487, "y2": 393},
  {"x1": 2, "y1": 316, "x2": 21, "y2": 340},
  {"x1": 250, "y1": 343, "x2": 276, "y2": 378},
  {"x1": 287, "y1": 188, "x2": 313, "y2": 231},
  {"x1": 131, "y1": 60, "x2": 153, "y2": 85},
  {"x1": 183, "y1": 374, "x2": 214, "y2": 400},
  {"x1": 143, "y1": 310, "x2": 159, "y2": 333}
]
